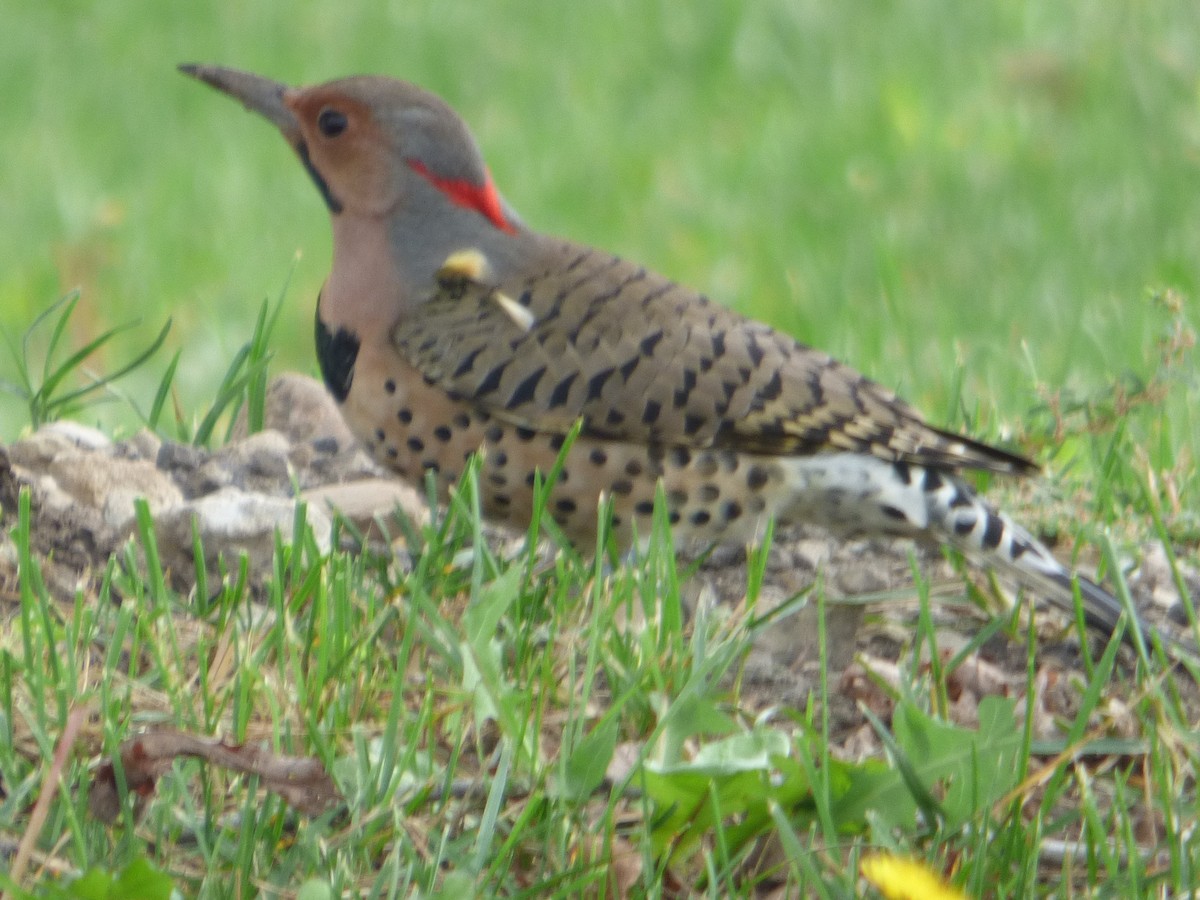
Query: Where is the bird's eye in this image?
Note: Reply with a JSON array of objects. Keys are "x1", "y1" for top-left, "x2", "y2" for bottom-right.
[{"x1": 317, "y1": 108, "x2": 348, "y2": 138}]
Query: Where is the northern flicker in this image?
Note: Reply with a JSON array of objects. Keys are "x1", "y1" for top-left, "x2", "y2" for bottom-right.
[{"x1": 181, "y1": 64, "x2": 1160, "y2": 648}]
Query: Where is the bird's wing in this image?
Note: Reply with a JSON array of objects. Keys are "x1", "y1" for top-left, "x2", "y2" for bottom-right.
[{"x1": 393, "y1": 243, "x2": 1035, "y2": 476}]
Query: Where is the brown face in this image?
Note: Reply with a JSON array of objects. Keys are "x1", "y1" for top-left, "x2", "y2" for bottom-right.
[
  {"x1": 284, "y1": 88, "x2": 404, "y2": 217},
  {"x1": 178, "y1": 66, "x2": 405, "y2": 217}
]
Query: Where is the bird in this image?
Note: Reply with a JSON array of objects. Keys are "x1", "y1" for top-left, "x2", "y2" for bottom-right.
[{"x1": 180, "y1": 63, "x2": 1162, "y2": 650}]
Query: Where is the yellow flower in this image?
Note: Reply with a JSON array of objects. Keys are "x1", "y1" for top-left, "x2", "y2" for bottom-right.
[{"x1": 860, "y1": 853, "x2": 968, "y2": 900}]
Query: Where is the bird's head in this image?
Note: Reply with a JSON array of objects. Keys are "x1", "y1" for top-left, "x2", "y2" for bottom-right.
[{"x1": 180, "y1": 64, "x2": 518, "y2": 233}]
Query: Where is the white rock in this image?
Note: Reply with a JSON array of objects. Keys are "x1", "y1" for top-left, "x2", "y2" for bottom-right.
[
  {"x1": 9, "y1": 421, "x2": 112, "y2": 469},
  {"x1": 47, "y1": 453, "x2": 184, "y2": 528},
  {"x1": 154, "y1": 488, "x2": 332, "y2": 583},
  {"x1": 40, "y1": 420, "x2": 112, "y2": 451},
  {"x1": 27, "y1": 471, "x2": 77, "y2": 514}
]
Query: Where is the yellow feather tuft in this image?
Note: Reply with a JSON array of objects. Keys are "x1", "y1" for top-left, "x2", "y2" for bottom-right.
[{"x1": 437, "y1": 248, "x2": 490, "y2": 282}]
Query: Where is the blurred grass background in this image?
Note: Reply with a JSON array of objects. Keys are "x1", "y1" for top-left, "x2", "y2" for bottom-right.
[{"x1": 2, "y1": 1, "x2": 1197, "y2": 465}]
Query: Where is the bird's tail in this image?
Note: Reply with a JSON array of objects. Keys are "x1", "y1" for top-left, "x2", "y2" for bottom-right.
[
  {"x1": 924, "y1": 469, "x2": 1148, "y2": 648},
  {"x1": 775, "y1": 452, "x2": 1169, "y2": 651}
]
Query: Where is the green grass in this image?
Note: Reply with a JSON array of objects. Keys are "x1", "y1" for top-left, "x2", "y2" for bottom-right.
[
  {"x1": 2, "y1": 2, "x2": 1200, "y2": 897},
  {"x1": 3, "y1": 457, "x2": 1199, "y2": 896}
]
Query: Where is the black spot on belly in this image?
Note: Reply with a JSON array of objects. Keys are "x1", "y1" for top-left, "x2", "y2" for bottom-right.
[
  {"x1": 747, "y1": 465, "x2": 770, "y2": 490},
  {"x1": 315, "y1": 312, "x2": 360, "y2": 403}
]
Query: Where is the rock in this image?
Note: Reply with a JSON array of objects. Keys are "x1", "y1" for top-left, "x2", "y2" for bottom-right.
[
  {"x1": 41, "y1": 420, "x2": 113, "y2": 451},
  {"x1": 8, "y1": 420, "x2": 112, "y2": 468},
  {"x1": 234, "y1": 373, "x2": 357, "y2": 449},
  {"x1": 117, "y1": 429, "x2": 163, "y2": 461},
  {"x1": 0, "y1": 376, "x2": 399, "y2": 597},
  {"x1": 242, "y1": 374, "x2": 388, "y2": 486},
  {"x1": 41, "y1": 474, "x2": 80, "y2": 513},
  {"x1": 0, "y1": 445, "x2": 119, "y2": 577},
  {"x1": 199, "y1": 428, "x2": 294, "y2": 495},
  {"x1": 302, "y1": 477, "x2": 428, "y2": 538},
  {"x1": 294, "y1": 440, "x2": 385, "y2": 490},
  {"x1": 156, "y1": 439, "x2": 209, "y2": 490},
  {"x1": 153, "y1": 488, "x2": 332, "y2": 588},
  {"x1": 47, "y1": 453, "x2": 184, "y2": 528},
  {"x1": 311, "y1": 436, "x2": 340, "y2": 455},
  {"x1": 221, "y1": 429, "x2": 291, "y2": 478}
]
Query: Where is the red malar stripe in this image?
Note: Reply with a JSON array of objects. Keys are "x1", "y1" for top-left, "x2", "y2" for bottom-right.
[{"x1": 407, "y1": 159, "x2": 516, "y2": 234}]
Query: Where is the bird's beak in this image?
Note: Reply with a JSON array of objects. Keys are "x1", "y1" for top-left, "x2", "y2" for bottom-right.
[{"x1": 179, "y1": 64, "x2": 301, "y2": 144}]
